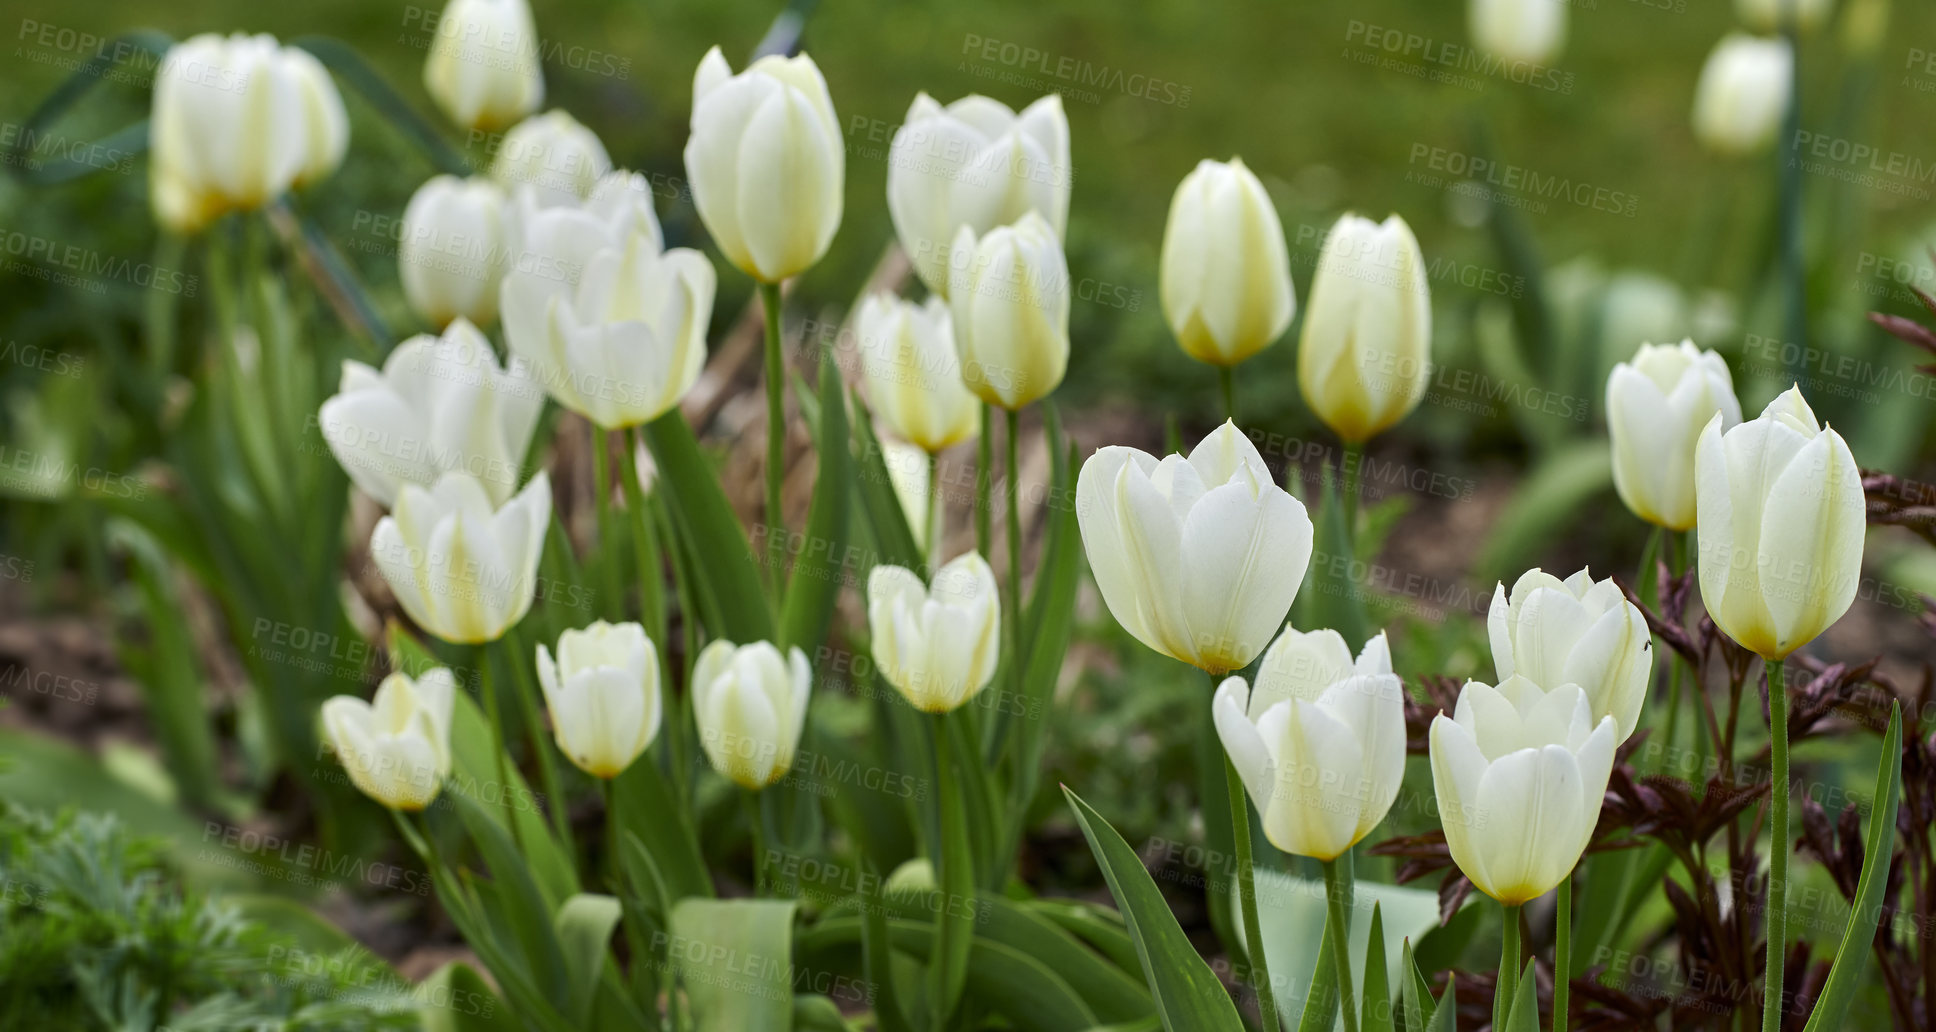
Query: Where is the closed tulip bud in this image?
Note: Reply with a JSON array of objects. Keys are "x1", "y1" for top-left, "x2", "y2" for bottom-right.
[
  {"x1": 537, "y1": 621, "x2": 662, "y2": 778},
  {"x1": 1736, "y1": 0, "x2": 1833, "y2": 34},
  {"x1": 1693, "y1": 34, "x2": 1792, "y2": 158},
  {"x1": 1695, "y1": 387, "x2": 1864, "y2": 660},
  {"x1": 400, "y1": 175, "x2": 511, "y2": 328},
  {"x1": 1488, "y1": 567, "x2": 1651, "y2": 742},
  {"x1": 881, "y1": 438, "x2": 941, "y2": 553},
  {"x1": 1159, "y1": 158, "x2": 1295, "y2": 368},
  {"x1": 868, "y1": 552, "x2": 1000, "y2": 713},
  {"x1": 692, "y1": 640, "x2": 811, "y2": 789},
  {"x1": 886, "y1": 92, "x2": 1070, "y2": 295},
  {"x1": 286, "y1": 47, "x2": 348, "y2": 189},
  {"x1": 322, "y1": 667, "x2": 456, "y2": 811},
  {"x1": 491, "y1": 110, "x2": 611, "y2": 208},
  {"x1": 1297, "y1": 214, "x2": 1432, "y2": 443},
  {"x1": 1429, "y1": 677, "x2": 1616, "y2": 904},
  {"x1": 371, "y1": 471, "x2": 551, "y2": 644},
  {"x1": 948, "y1": 212, "x2": 1070, "y2": 410},
  {"x1": 857, "y1": 293, "x2": 980, "y2": 453},
  {"x1": 1077, "y1": 421, "x2": 1314, "y2": 674},
  {"x1": 1606, "y1": 340, "x2": 1742, "y2": 530},
  {"x1": 1214, "y1": 629, "x2": 1405, "y2": 860},
  {"x1": 424, "y1": 0, "x2": 545, "y2": 132},
  {"x1": 684, "y1": 46, "x2": 844, "y2": 283},
  {"x1": 1468, "y1": 0, "x2": 1567, "y2": 66}
]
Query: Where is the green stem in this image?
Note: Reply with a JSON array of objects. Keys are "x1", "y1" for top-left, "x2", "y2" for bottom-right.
[
  {"x1": 1340, "y1": 440, "x2": 1363, "y2": 549},
  {"x1": 1556, "y1": 872, "x2": 1573, "y2": 1032},
  {"x1": 1218, "y1": 365, "x2": 1236, "y2": 424},
  {"x1": 502, "y1": 631, "x2": 570, "y2": 847},
  {"x1": 601, "y1": 776, "x2": 620, "y2": 894},
  {"x1": 1497, "y1": 902, "x2": 1522, "y2": 1032},
  {"x1": 1224, "y1": 752, "x2": 1280, "y2": 1029},
  {"x1": 478, "y1": 643, "x2": 524, "y2": 854},
  {"x1": 1778, "y1": 10, "x2": 1805, "y2": 387},
  {"x1": 590, "y1": 425, "x2": 621, "y2": 620},
  {"x1": 618, "y1": 428, "x2": 665, "y2": 638},
  {"x1": 653, "y1": 495, "x2": 696, "y2": 808},
  {"x1": 1763, "y1": 656, "x2": 1789, "y2": 1032},
  {"x1": 1004, "y1": 408, "x2": 1023, "y2": 699},
  {"x1": 1322, "y1": 857, "x2": 1359, "y2": 1032},
  {"x1": 925, "y1": 450, "x2": 941, "y2": 570},
  {"x1": 743, "y1": 789, "x2": 768, "y2": 895},
  {"x1": 975, "y1": 404, "x2": 993, "y2": 557},
  {"x1": 759, "y1": 281, "x2": 788, "y2": 599}
]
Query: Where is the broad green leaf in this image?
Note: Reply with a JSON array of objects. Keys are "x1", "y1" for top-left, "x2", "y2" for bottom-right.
[
  {"x1": 1363, "y1": 902, "x2": 1392, "y2": 1032},
  {"x1": 1397, "y1": 939, "x2": 1427, "y2": 1032},
  {"x1": 1425, "y1": 974, "x2": 1456, "y2": 1032},
  {"x1": 1247, "y1": 870, "x2": 1439, "y2": 1030},
  {"x1": 929, "y1": 714, "x2": 977, "y2": 1024},
  {"x1": 880, "y1": 917, "x2": 1101, "y2": 1032},
  {"x1": 1803, "y1": 701, "x2": 1904, "y2": 1032},
  {"x1": 450, "y1": 791, "x2": 569, "y2": 1001},
  {"x1": 979, "y1": 898, "x2": 1155, "y2": 1023},
  {"x1": 1006, "y1": 434, "x2": 1082, "y2": 820},
  {"x1": 781, "y1": 352, "x2": 852, "y2": 651},
  {"x1": 1502, "y1": 959, "x2": 1539, "y2": 1032},
  {"x1": 554, "y1": 893, "x2": 623, "y2": 1023},
  {"x1": 107, "y1": 519, "x2": 221, "y2": 808},
  {"x1": 1026, "y1": 898, "x2": 1142, "y2": 977},
  {"x1": 418, "y1": 960, "x2": 522, "y2": 1032},
  {"x1": 860, "y1": 875, "x2": 917, "y2": 1032},
  {"x1": 792, "y1": 994, "x2": 856, "y2": 1031},
  {"x1": 643, "y1": 409, "x2": 774, "y2": 644},
  {"x1": 612, "y1": 743, "x2": 713, "y2": 901},
  {"x1": 1297, "y1": 913, "x2": 1338, "y2": 1032},
  {"x1": 670, "y1": 898, "x2": 799, "y2": 1032}
]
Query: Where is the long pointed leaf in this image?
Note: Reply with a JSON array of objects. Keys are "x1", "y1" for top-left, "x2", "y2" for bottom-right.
[{"x1": 1802, "y1": 701, "x2": 1904, "y2": 1032}]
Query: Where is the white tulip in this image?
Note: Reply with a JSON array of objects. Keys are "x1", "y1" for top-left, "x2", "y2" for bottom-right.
[
  {"x1": 286, "y1": 47, "x2": 348, "y2": 189},
  {"x1": 868, "y1": 552, "x2": 1001, "y2": 713},
  {"x1": 857, "y1": 293, "x2": 980, "y2": 453},
  {"x1": 1214, "y1": 629, "x2": 1405, "y2": 861},
  {"x1": 491, "y1": 110, "x2": 611, "y2": 208},
  {"x1": 1693, "y1": 34, "x2": 1792, "y2": 158},
  {"x1": 691, "y1": 640, "x2": 811, "y2": 789},
  {"x1": 948, "y1": 212, "x2": 1071, "y2": 410},
  {"x1": 1159, "y1": 157, "x2": 1295, "y2": 368},
  {"x1": 1297, "y1": 214, "x2": 1432, "y2": 443},
  {"x1": 370, "y1": 471, "x2": 551, "y2": 644},
  {"x1": 886, "y1": 92, "x2": 1071, "y2": 295},
  {"x1": 537, "y1": 621, "x2": 662, "y2": 778},
  {"x1": 1736, "y1": 0, "x2": 1833, "y2": 34},
  {"x1": 1076, "y1": 421, "x2": 1314, "y2": 674},
  {"x1": 400, "y1": 175, "x2": 511, "y2": 328},
  {"x1": 881, "y1": 438, "x2": 942, "y2": 554},
  {"x1": 319, "y1": 318, "x2": 543, "y2": 507},
  {"x1": 1488, "y1": 567, "x2": 1652, "y2": 742},
  {"x1": 1695, "y1": 386, "x2": 1865, "y2": 660},
  {"x1": 1469, "y1": 0, "x2": 1567, "y2": 66},
  {"x1": 322, "y1": 667, "x2": 456, "y2": 811},
  {"x1": 1429, "y1": 677, "x2": 1616, "y2": 904},
  {"x1": 683, "y1": 46, "x2": 844, "y2": 283},
  {"x1": 424, "y1": 0, "x2": 545, "y2": 131},
  {"x1": 1606, "y1": 340, "x2": 1742, "y2": 530}
]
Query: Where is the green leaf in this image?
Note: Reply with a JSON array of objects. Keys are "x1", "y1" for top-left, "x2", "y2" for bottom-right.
[
  {"x1": 1425, "y1": 974, "x2": 1456, "y2": 1032},
  {"x1": 643, "y1": 409, "x2": 774, "y2": 644},
  {"x1": 1007, "y1": 434, "x2": 1082, "y2": 812},
  {"x1": 978, "y1": 898, "x2": 1155, "y2": 1023},
  {"x1": 860, "y1": 875, "x2": 916, "y2": 1032},
  {"x1": 554, "y1": 894, "x2": 623, "y2": 1023},
  {"x1": 1363, "y1": 902, "x2": 1392, "y2": 1032},
  {"x1": 1062, "y1": 786, "x2": 1246, "y2": 1031},
  {"x1": 449, "y1": 790, "x2": 569, "y2": 1001},
  {"x1": 612, "y1": 745, "x2": 713, "y2": 902},
  {"x1": 1397, "y1": 939, "x2": 1427, "y2": 1032},
  {"x1": 291, "y1": 36, "x2": 469, "y2": 175},
  {"x1": 1296, "y1": 911, "x2": 1338, "y2": 1032},
  {"x1": 1803, "y1": 701, "x2": 1904, "y2": 1032},
  {"x1": 418, "y1": 960, "x2": 521, "y2": 1032},
  {"x1": 670, "y1": 898, "x2": 799, "y2": 1032},
  {"x1": 1026, "y1": 899, "x2": 1142, "y2": 977},
  {"x1": 1502, "y1": 959, "x2": 1540, "y2": 1032},
  {"x1": 792, "y1": 994, "x2": 856, "y2": 1031},
  {"x1": 106, "y1": 519, "x2": 221, "y2": 808},
  {"x1": 436, "y1": 668, "x2": 579, "y2": 906},
  {"x1": 1302, "y1": 466, "x2": 1368, "y2": 647},
  {"x1": 3, "y1": 30, "x2": 169, "y2": 185},
  {"x1": 871, "y1": 917, "x2": 1101, "y2": 1032},
  {"x1": 848, "y1": 390, "x2": 925, "y2": 570},
  {"x1": 781, "y1": 350, "x2": 852, "y2": 651},
  {"x1": 929, "y1": 715, "x2": 977, "y2": 1025}
]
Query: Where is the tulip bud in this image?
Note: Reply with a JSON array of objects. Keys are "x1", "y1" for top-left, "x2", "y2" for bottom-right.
[
  {"x1": 1297, "y1": 214, "x2": 1432, "y2": 444},
  {"x1": 1695, "y1": 387, "x2": 1864, "y2": 660},
  {"x1": 868, "y1": 552, "x2": 1001, "y2": 713},
  {"x1": 1736, "y1": 0, "x2": 1833, "y2": 35},
  {"x1": 1692, "y1": 34, "x2": 1792, "y2": 158},
  {"x1": 948, "y1": 212, "x2": 1071, "y2": 410},
  {"x1": 886, "y1": 92, "x2": 1071, "y2": 295},
  {"x1": 1076, "y1": 421, "x2": 1314, "y2": 675},
  {"x1": 491, "y1": 110, "x2": 612, "y2": 208},
  {"x1": 537, "y1": 621, "x2": 662, "y2": 778},
  {"x1": 857, "y1": 293, "x2": 980, "y2": 453},
  {"x1": 1214, "y1": 629, "x2": 1405, "y2": 861},
  {"x1": 1468, "y1": 0, "x2": 1567, "y2": 66},
  {"x1": 424, "y1": 0, "x2": 545, "y2": 132},
  {"x1": 691, "y1": 640, "x2": 811, "y2": 789},
  {"x1": 400, "y1": 175, "x2": 511, "y2": 328},
  {"x1": 371, "y1": 471, "x2": 551, "y2": 644},
  {"x1": 881, "y1": 438, "x2": 941, "y2": 554},
  {"x1": 1488, "y1": 567, "x2": 1651, "y2": 742},
  {"x1": 322, "y1": 667, "x2": 456, "y2": 811},
  {"x1": 1159, "y1": 158, "x2": 1295, "y2": 368},
  {"x1": 1429, "y1": 677, "x2": 1616, "y2": 904},
  {"x1": 1606, "y1": 340, "x2": 1742, "y2": 530},
  {"x1": 286, "y1": 47, "x2": 348, "y2": 189},
  {"x1": 320, "y1": 318, "x2": 543, "y2": 508},
  {"x1": 683, "y1": 46, "x2": 844, "y2": 283}
]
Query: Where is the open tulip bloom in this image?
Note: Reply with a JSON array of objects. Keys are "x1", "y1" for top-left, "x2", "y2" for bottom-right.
[
  {"x1": 1605, "y1": 339, "x2": 1742, "y2": 531},
  {"x1": 867, "y1": 553, "x2": 1001, "y2": 714},
  {"x1": 692, "y1": 640, "x2": 811, "y2": 790},
  {"x1": 321, "y1": 668, "x2": 457, "y2": 812},
  {"x1": 537, "y1": 621, "x2": 662, "y2": 779},
  {"x1": 370, "y1": 471, "x2": 551, "y2": 645},
  {"x1": 1488, "y1": 566, "x2": 1651, "y2": 742}
]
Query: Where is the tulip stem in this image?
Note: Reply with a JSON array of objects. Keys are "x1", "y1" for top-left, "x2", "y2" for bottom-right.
[
  {"x1": 502, "y1": 631, "x2": 571, "y2": 847},
  {"x1": 1496, "y1": 902, "x2": 1521, "y2": 1032},
  {"x1": 925, "y1": 450, "x2": 941, "y2": 570},
  {"x1": 1321, "y1": 857, "x2": 1359, "y2": 1032},
  {"x1": 1339, "y1": 441, "x2": 1362, "y2": 545},
  {"x1": 743, "y1": 789, "x2": 768, "y2": 895},
  {"x1": 1762, "y1": 656, "x2": 1789, "y2": 1032},
  {"x1": 1556, "y1": 872, "x2": 1573, "y2": 1032},
  {"x1": 619, "y1": 428, "x2": 665, "y2": 641},
  {"x1": 478, "y1": 644, "x2": 524, "y2": 854},
  {"x1": 1224, "y1": 754, "x2": 1280, "y2": 1029},
  {"x1": 976, "y1": 404, "x2": 993, "y2": 557},
  {"x1": 1778, "y1": 6, "x2": 1805, "y2": 387},
  {"x1": 759, "y1": 280, "x2": 788, "y2": 599},
  {"x1": 1004, "y1": 408, "x2": 1023, "y2": 681},
  {"x1": 1218, "y1": 365, "x2": 1236, "y2": 423},
  {"x1": 590, "y1": 425, "x2": 622, "y2": 620}
]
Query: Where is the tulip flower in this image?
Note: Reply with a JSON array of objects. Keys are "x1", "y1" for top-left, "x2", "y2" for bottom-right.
[
  {"x1": 286, "y1": 47, "x2": 349, "y2": 189},
  {"x1": 1213, "y1": 629, "x2": 1405, "y2": 860},
  {"x1": 857, "y1": 293, "x2": 980, "y2": 453},
  {"x1": 423, "y1": 0, "x2": 545, "y2": 132},
  {"x1": 881, "y1": 438, "x2": 941, "y2": 553},
  {"x1": 319, "y1": 318, "x2": 543, "y2": 507},
  {"x1": 867, "y1": 553, "x2": 1001, "y2": 713},
  {"x1": 1736, "y1": 0, "x2": 1833, "y2": 34},
  {"x1": 683, "y1": 46, "x2": 844, "y2": 283},
  {"x1": 948, "y1": 211, "x2": 1071, "y2": 410},
  {"x1": 1468, "y1": 0, "x2": 1567, "y2": 66},
  {"x1": 321, "y1": 667, "x2": 456, "y2": 811},
  {"x1": 1692, "y1": 34, "x2": 1792, "y2": 157},
  {"x1": 1297, "y1": 214, "x2": 1432, "y2": 444},
  {"x1": 1159, "y1": 157, "x2": 1295, "y2": 369},
  {"x1": 370, "y1": 471, "x2": 551, "y2": 644},
  {"x1": 536, "y1": 621, "x2": 662, "y2": 778},
  {"x1": 1076, "y1": 420, "x2": 1314, "y2": 675},
  {"x1": 691, "y1": 639, "x2": 811, "y2": 790},
  {"x1": 399, "y1": 175, "x2": 511, "y2": 328},
  {"x1": 491, "y1": 109, "x2": 611, "y2": 208},
  {"x1": 886, "y1": 92, "x2": 1071, "y2": 295},
  {"x1": 1488, "y1": 567, "x2": 1651, "y2": 742},
  {"x1": 1605, "y1": 340, "x2": 1743, "y2": 531}
]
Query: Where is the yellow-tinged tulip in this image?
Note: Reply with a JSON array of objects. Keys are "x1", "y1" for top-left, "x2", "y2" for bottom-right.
[
  {"x1": 400, "y1": 175, "x2": 510, "y2": 328},
  {"x1": 1692, "y1": 34, "x2": 1792, "y2": 158},
  {"x1": 1468, "y1": 0, "x2": 1567, "y2": 66},
  {"x1": 370, "y1": 471, "x2": 551, "y2": 644},
  {"x1": 1076, "y1": 420, "x2": 1314, "y2": 674},
  {"x1": 1159, "y1": 158, "x2": 1295, "y2": 368},
  {"x1": 857, "y1": 293, "x2": 980, "y2": 453},
  {"x1": 1429, "y1": 677, "x2": 1616, "y2": 905},
  {"x1": 322, "y1": 667, "x2": 456, "y2": 811},
  {"x1": 1214, "y1": 629, "x2": 1405, "y2": 861},
  {"x1": 1606, "y1": 340, "x2": 1742, "y2": 531},
  {"x1": 537, "y1": 621, "x2": 661, "y2": 778},
  {"x1": 881, "y1": 438, "x2": 941, "y2": 554},
  {"x1": 867, "y1": 552, "x2": 1001, "y2": 713},
  {"x1": 692, "y1": 640, "x2": 811, "y2": 789},
  {"x1": 423, "y1": 0, "x2": 545, "y2": 132},
  {"x1": 1488, "y1": 567, "x2": 1651, "y2": 742},
  {"x1": 491, "y1": 110, "x2": 611, "y2": 208},
  {"x1": 948, "y1": 211, "x2": 1070, "y2": 410},
  {"x1": 286, "y1": 47, "x2": 348, "y2": 189},
  {"x1": 1694, "y1": 386, "x2": 1865, "y2": 660},
  {"x1": 683, "y1": 46, "x2": 844, "y2": 283},
  {"x1": 1297, "y1": 214, "x2": 1431, "y2": 443}
]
